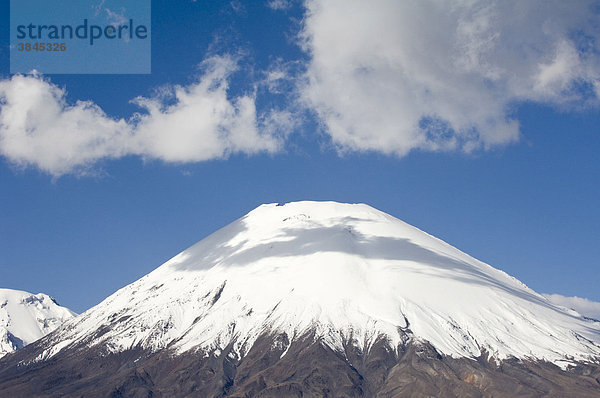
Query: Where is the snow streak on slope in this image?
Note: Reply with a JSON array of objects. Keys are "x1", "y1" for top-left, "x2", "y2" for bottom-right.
[
  {"x1": 39, "y1": 202, "x2": 600, "y2": 367},
  {"x1": 0, "y1": 288, "x2": 76, "y2": 357}
]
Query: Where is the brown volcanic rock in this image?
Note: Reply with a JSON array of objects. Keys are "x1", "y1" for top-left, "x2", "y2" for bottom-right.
[{"x1": 0, "y1": 331, "x2": 599, "y2": 397}]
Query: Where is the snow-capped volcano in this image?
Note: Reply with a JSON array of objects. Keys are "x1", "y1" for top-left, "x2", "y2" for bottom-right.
[
  {"x1": 38, "y1": 201, "x2": 600, "y2": 367},
  {"x1": 0, "y1": 288, "x2": 75, "y2": 358}
]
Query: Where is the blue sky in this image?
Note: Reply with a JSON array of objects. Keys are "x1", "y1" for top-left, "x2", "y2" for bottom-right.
[{"x1": 1, "y1": 0, "x2": 599, "y2": 313}]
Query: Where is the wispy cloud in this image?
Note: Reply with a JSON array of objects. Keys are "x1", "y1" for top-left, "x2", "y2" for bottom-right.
[
  {"x1": 93, "y1": 0, "x2": 128, "y2": 26},
  {"x1": 0, "y1": 56, "x2": 282, "y2": 177},
  {"x1": 267, "y1": 0, "x2": 293, "y2": 11},
  {"x1": 104, "y1": 7, "x2": 129, "y2": 26},
  {"x1": 544, "y1": 294, "x2": 600, "y2": 319},
  {"x1": 298, "y1": 0, "x2": 600, "y2": 155}
]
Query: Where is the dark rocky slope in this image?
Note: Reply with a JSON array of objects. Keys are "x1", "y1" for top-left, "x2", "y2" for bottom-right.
[{"x1": 0, "y1": 330, "x2": 599, "y2": 397}]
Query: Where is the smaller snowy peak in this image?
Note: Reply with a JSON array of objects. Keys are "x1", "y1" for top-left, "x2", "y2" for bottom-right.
[{"x1": 0, "y1": 288, "x2": 76, "y2": 358}]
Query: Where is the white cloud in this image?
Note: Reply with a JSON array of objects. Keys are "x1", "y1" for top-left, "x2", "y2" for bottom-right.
[
  {"x1": 130, "y1": 56, "x2": 279, "y2": 162},
  {"x1": 0, "y1": 56, "x2": 281, "y2": 176},
  {"x1": 3, "y1": 2, "x2": 600, "y2": 176},
  {"x1": 0, "y1": 73, "x2": 131, "y2": 176},
  {"x1": 299, "y1": 0, "x2": 600, "y2": 155},
  {"x1": 543, "y1": 294, "x2": 600, "y2": 320}
]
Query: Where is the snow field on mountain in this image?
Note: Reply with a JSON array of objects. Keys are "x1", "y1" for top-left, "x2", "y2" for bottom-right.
[{"x1": 37, "y1": 202, "x2": 600, "y2": 367}]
